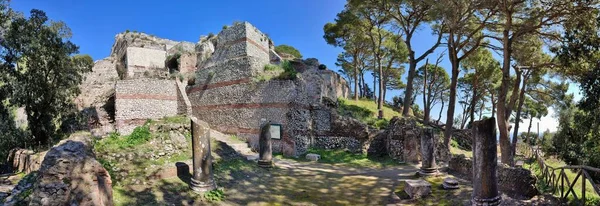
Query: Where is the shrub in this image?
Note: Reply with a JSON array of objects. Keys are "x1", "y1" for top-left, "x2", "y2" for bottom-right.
[
  {"x1": 279, "y1": 60, "x2": 297, "y2": 80},
  {"x1": 257, "y1": 61, "x2": 297, "y2": 81},
  {"x1": 204, "y1": 189, "x2": 225, "y2": 202},
  {"x1": 126, "y1": 124, "x2": 151, "y2": 146},
  {"x1": 274, "y1": 45, "x2": 302, "y2": 59},
  {"x1": 125, "y1": 30, "x2": 130, "y2": 33},
  {"x1": 318, "y1": 64, "x2": 327, "y2": 70},
  {"x1": 222, "y1": 25, "x2": 228, "y2": 30}
]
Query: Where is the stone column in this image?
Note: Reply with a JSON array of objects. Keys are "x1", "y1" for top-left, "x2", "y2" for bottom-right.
[
  {"x1": 258, "y1": 122, "x2": 273, "y2": 168},
  {"x1": 190, "y1": 117, "x2": 216, "y2": 193},
  {"x1": 471, "y1": 118, "x2": 501, "y2": 205},
  {"x1": 418, "y1": 127, "x2": 438, "y2": 176}
]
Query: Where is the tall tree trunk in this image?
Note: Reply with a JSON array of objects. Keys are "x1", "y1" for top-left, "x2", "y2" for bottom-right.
[
  {"x1": 497, "y1": 29, "x2": 514, "y2": 166},
  {"x1": 373, "y1": 72, "x2": 377, "y2": 101},
  {"x1": 438, "y1": 100, "x2": 445, "y2": 124},
  {"x1": 444, "y1": 46, "x2": 460, "y2": 148},
  {"x1": 361, "y1": 70, "x2": 366, "y2": 98},
  {"x1": 358, "y1": 71, "x2": 363, "y2": 98},
  {"x1": 423, "y1": 59, "x2": 429, "y2": 123},
  {"x1": 511, "y1": 73, "x2": 528, "y2": 160},
  {"x1": 377, "y1": 56, "x2": 384, "y2": 119},
  {"x1": 469, "y1": 75, "x2": 479, "y2": 126},
  {"x1": 479, "y1": 101, "x2": 484, "y2": 120},
  {"x1": 403, "y1": 60, "x2": 417, "y2": 116},
  {"x1": 491, "y1": 92, "x2": 496, "y2": 118},
  {"x1": 353, "y1": 54, "x2": 359, "y2": 101}
]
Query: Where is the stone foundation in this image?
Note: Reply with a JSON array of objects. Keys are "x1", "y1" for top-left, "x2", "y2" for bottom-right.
[{"x1": 448, "y1": 154, "x2": 539, "y2": 199}]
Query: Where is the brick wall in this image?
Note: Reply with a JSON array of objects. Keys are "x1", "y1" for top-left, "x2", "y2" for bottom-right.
[{"x1": 115, "y1": 79, "x2": 178, "y2": 134}]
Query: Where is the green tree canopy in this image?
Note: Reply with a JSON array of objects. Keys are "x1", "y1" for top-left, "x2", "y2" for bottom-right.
[
  {"x1": 275, "y1": 44, "x2": 302, "y2": 59},
  {"x1": 0, "y1": 9, "x2": 93, "y2": 145}
]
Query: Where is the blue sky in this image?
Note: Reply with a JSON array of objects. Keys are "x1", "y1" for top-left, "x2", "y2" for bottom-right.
[{"x1": 11, "y1": 0, "x2": 581, "y2": 132}]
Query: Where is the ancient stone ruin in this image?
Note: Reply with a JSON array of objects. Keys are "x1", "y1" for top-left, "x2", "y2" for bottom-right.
[{"x1": 75, "y1": 22, "x2": 357, "y2": 158}]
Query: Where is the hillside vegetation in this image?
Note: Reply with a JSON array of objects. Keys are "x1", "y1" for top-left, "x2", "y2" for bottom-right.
[{"x1": 337, "y1": 98, "x2": 401, "y2": 129}]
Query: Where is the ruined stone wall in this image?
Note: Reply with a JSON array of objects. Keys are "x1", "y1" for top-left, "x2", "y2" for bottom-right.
[
  {"x1": 115, "y1": 79, "x2": 178, "y2": 134},
  {"x1": 125, "y1": 47, "x2": 167, "y2": 78},
  {"x1": 75, "y1": 58, "x2": 117, "y2": 108},
  {"x1": 448, "y1": 154, "x2": 539, "y2": 198},
  {"x1": 188, "y1": 22, "x2": 352, "y2": 156},
  {"x1": 179, "y1": 53, "x2": 197, "y2": 74},
  {"x1": 75, "y1": 58, "x2": 118, "y2": 136}
]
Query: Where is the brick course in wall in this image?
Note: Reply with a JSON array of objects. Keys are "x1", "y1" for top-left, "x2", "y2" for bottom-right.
[
  {"x1": 188, "y1": 22, "x2": 353, "y2": 156},
  {"x1": 115, "y1": 79, "x2": 180, "y2": 134}
]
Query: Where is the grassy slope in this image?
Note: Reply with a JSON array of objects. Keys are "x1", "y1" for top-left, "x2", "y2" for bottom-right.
[
  {"x1": 337, "y1": 98, "x2": 402, "y2": 129},
  {"x1": 340, "y1": 98, "x2": 401, "y2": 120}
]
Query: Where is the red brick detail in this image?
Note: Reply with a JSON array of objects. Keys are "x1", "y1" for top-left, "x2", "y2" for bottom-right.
[
  {"x1": 192, "y1": 102, "x2": 311, "y2": 111},
  {"x1": 193, "y1": 103, "x2": 291, "y2": 110},
  {"x1": 186, "y1": 78, "x2": 251, "y2": 94},
  {"x1": 238, "y1": 127, "x2": 261, "y2": 134},
  {"x1": 223, "y1": 37, "x2": 269, "y2": 55},
  {"x1": 116, "y1": 94, "x2": 177, "y2": 101}
]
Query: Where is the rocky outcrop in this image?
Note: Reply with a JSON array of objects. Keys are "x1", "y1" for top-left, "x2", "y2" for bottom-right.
[
  {"x1": 195, "y1": 35, "x2": 217, "y2": 69},
  {"x1": 30, "y1": 139, "x2": 112, "y2": 206},
  {"x1": 448, "y1": 154, "x2": 539, "y2": 199},
  {"x1": 4, "y1": 134, "x2": 113, "y2": 206}
]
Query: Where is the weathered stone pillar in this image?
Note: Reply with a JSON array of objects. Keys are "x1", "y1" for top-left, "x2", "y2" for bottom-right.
[
  {"x1": 258, "y1": 122, "x2": 273, "y2": 168},
  {"x1": 471, "y1": 118, "x2": 501, "y2": 205},
  {"x1": 190, "y1": 117, "x2": 216, "y2": 193},
  {"x1": 418, "y1": 127, "x2": 438, "y2": 176}
]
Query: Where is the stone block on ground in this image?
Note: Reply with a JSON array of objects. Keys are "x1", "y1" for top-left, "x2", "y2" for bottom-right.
[
  {"x1": 404, "y1": 179, "x2": 432, "y2": 199},
  {"x1": 306, "y1": 153, "x2": 321, "y2": 162},
  {"x1": 442, "y1": 178, "x2": 459, "y2": 190}
]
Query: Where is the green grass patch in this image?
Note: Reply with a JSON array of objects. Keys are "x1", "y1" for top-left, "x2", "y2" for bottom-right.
[
  {"x1": 450, "y1": 139, "x2": 472, "y2": 158},
  {"x1": 255, "y1": 61, "x2": 298, "y2": 82},
  {"x1": 303, "y1": 148, "x2": 402, "y2": 169},
  {"x1": 93, "y1": 124, "x2": 151, "y2": 153},
  {"x1": 161, "y1": 115, "x2": 189, "y2": 124},
  {"x1": 337, "y1": 98, "x2": 400, "y2": 129}
]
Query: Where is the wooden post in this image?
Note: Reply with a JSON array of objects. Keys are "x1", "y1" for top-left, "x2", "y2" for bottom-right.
[
  {"x1": 561, "y1": 170, "x2": 564, "y2": 198},
  {"x1": 582, "y1": 170, "x2": 586, "y2": 203},
  {"x1": 471, "y1": 118, "x2": 501, "y2": 205}
]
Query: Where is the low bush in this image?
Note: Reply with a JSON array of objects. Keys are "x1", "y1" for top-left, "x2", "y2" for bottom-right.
[{"x1": 204, "y1": 189, "x2": 225, "y2": 202}]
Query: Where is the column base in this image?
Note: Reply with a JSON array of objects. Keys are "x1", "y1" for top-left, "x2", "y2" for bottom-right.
[
  {"x1": 417, "y1": 167, "x2": 439, "y2": 176},
  {"x1": 190, "y1": 178, "x2": 216, "y2": 194},
  {"x1": 471, "y1": 195, "x2": 501, "y2": 206},
  {"x1": 258, "y1": 160, "x2": 273, "y2": 168}
]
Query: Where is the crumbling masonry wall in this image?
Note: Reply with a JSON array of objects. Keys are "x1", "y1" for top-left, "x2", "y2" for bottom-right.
[
  {"x1": 115, "y1": 79, "x2": 179, "y2": 134},
  {"x1": 188, "y1": 22, "x2": 352, "y2": 156},
  {"x1": 124, "y1": 47, "x2": 166, "y2": 78}
]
